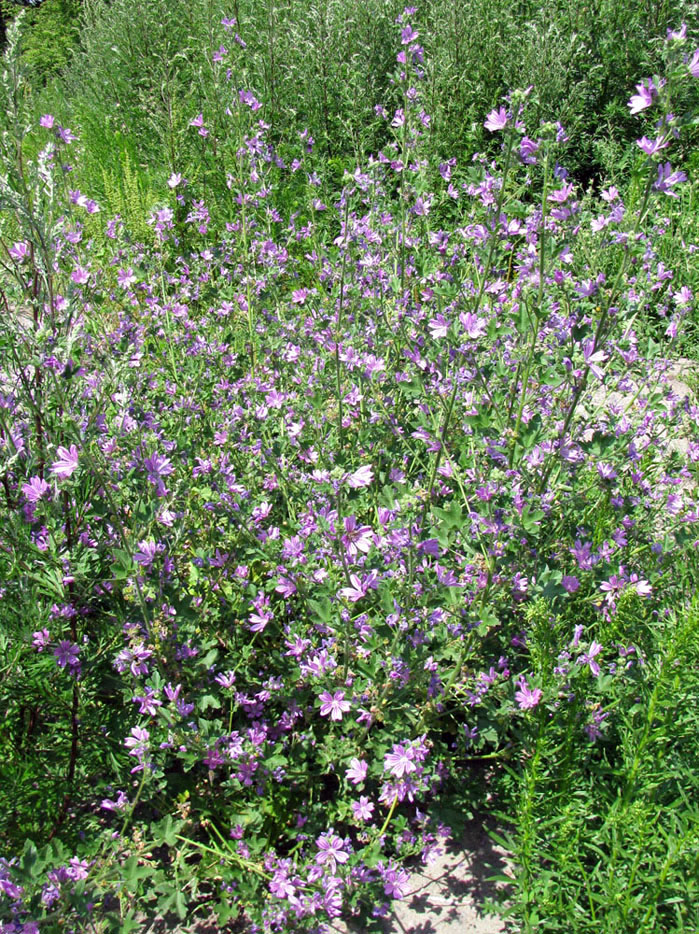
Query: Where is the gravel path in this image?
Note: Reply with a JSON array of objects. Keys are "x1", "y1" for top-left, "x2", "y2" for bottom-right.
[{"x1": 334, "y1": 816, "x2": 514, "y2": 934}]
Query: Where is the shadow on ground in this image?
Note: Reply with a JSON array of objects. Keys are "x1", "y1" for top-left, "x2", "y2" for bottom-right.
[{"x1": 337, "y1": 814, "x2": 515, "y2": 934}]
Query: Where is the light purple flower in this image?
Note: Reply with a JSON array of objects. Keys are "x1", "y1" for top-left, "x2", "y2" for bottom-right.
[
  {"x1": 428, "y1": 314, "x2": 449, "y2": 339},
  {"x1": 101, "y1": 790, "x2": 128, "y2": 811},
  {"x1": 667, "y1": 24, "x2": 686, "y2": 41},
  {"x1": 548, "y1": 182, "x2": 574, "y2": 204},
  {"x1": 315, "y1": 833, "x2": 349, "y2": 872},
  {"x1": 459, "y1": 311, "x2": 486, "y2": 339},
  {"x1": 291, "y1": 288, "x2": 309, "y2": 304},
  {"x1": 341, "y1": 516, "x2": 374, "y2": 557},
  {"x1": 514, "y1": 677, "x2": 542, "y2": 710},
  {"x1": 351, "y1": 796, "x2": 375, "y2": 821},
  {"x1": 628, "y1": 80, "x2": 655, "y2": 114},
  {"x1": 346, "y1": 464, "x2": 373, "y2": 488},
  {"x1": 39, "y1": 114, "x2": 55, "y2": 128},
  {"x1": 382, "y1": 863, "x2": 411, "y2": 899},
  {"x1": 133, "y1": 688, "x2": 162, "y2": 716},
  {"x1": 520, "y1": 136, "x2": 539, "y2": 163},
  {"x1": 9, "y1": 241, "x2": 29, "y2": 262},
  {"x1": 653, "y1": 162, "x2": 687, "y2": 197},
  {"x1": 345, "y1": 757, "x2": 368, "y2": 784},
  {"x1": 319, "y1": 690, "x2": 351, "y2": 721},
  {"x1": 117, "y1": 267, "x2": 137, "y2": 288},
  {"x1": 22, "y1": 476, "x2": 51, "y2": 503},
  {"x1": 636, "y1": 135, "x2": 669, "y2": 155},
  {"x1": 597, "y1": 463, "x2": 617, "y2": 481},
  {"x1": 275, "y1": 576, "x2": 297, "y2": 598},
  {"x1": 339, "y1": 571, "x2": 378, "y2": 602},
  {"x1": 124, "y1": 725, "x2": 150, "y2": 772},
  {"x1": 401, "y1": 25, "x2": 419, "y2": 44},
  {"x1": 50, "y1": 445, "x2": 79, "y2": 479},
  {"x1": 412, "y1": 196, "x2": 430, "y2": 217},
  {"x1": 384, "y1": 743, "x2": 416, "y2": 778},
  {"x1": 134, "y1": 540, "x2": 161, "y2": 568},
  {"x1": 32, "y1": 628, "x2": 50, "y2": 651},
  {"x1": 688, "y1": 48, "x2": 699, "y2": 78},
  {"x1": 578, "y1": 641, "x2": 603, "y2": 676},
  {"x1": 484, "y1": 107, "x2": 508, "y2": 132}
]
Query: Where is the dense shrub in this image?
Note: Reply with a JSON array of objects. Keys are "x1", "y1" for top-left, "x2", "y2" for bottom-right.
[{"x1": 0, "y1": 7, "x2": 698, "y2": 934}]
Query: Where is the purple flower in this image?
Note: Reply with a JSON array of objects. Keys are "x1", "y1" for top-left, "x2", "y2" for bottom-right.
[
  {"x1": 548, "y1": 182, "x2": 575, "y2": 204},
  {"x1": 632, "y1": 576, "x2": 652, "y2": 596},
  {"x1": 520, "y1": 136, "x2": 539, "y2": 164},
  {"x1": 561, "y1": 575, "x2": 580, "y2": 593},
  {"x1": 32, "y1": 628, "x2": 50, "y2": 651},
  {"x1": 22, "y1": 476, "x2": 50, "y2": 503},
  {"x1": 117, "y1": 267, "x2": 137, "y2": 288},
  {"x1": 124, "y1": 725, "x2": 150, "y2": 772},
  {"x1": 428, "y1": 314, "x2": 449, "y2": 339},
  {"x1": 689, "y1": 48, "x2": 699, "y2": 78},
  {"x1": 382, "y1": 863, "x2": 411, "y2": 899},
  {"x1": 346, "y1": 464, "x2": 373, "y2": 488},
  {"x1": 144, "y1": 452, "x2": 173, "y2": 484},
  {"x1": 133, "y1": 688, "x2": 162, "y2": 716},
  {"x1": 628, "y1": 80, "x2": 655, "y2": 114},
  {"x1": 459, "y1": 311, "x2": 486, "y2": 339},
  {"x1": 351, "y1": 796, "x2": 375, "y2": 821},
  {"x1": 269, "y1": 868, "x2": 296, "y2": 899},
  {"x1": 9, "y1": 241, "x2": 29, "y2": 262},
  {"x1": 484, "y1": 106, "x2": 508, "y2": 132},
  {"x1": 653, "y1": 162, "x2": 687, "y2": 197},
  {"x1": 345, "y1": 757, "x2": 368, "y2": 784},
  {"x1": 401, "y1": 25, "x2": 419, "y2": 44},
  {"x1": 339, "y1": 571, "x2": 378, "y2": 602},
  {"x1": 39, "y1": 114, "x2": 55, "y2": 128},
  {"x1": 384, "y1": 743, "x2": 416, "y2": 778},
  {"x1": 54, "y1": 640, "x2": 80, "y2": 670},
  {"x1": 341, "y1": 517, "x2": 374, "y2": 558},
  {"x1": 412, "y1": 195, "x2": 430, "y2": 217},
  {"x1": 315, "y1": 833, "x2": 349, "y2": 872},
  {"x1": 134, "y1": 540, "x2": 161, "y2": 568},
  {"x1": 578, "y1": 641, "x2": 603, "y2": 676},
  {"x1": 50, "y1": 444, "x2": 79, "y2": 479},
  {"x1": 275, "y1": 576, "x2": 297, "y2": 598},
  {"x1": 101, "y1": 790, "x2": 128, "y2": 811},
  {"x1": 319, "y1": 690, "x2": 351, "y2": 721},
  {"x1": 514, "y1": 678, "x2": 542, "y2": 710},
  {"x1": 667, "y1": 24, "x2": 687, "y2": 40},
  {"x1": 636, "y1": 135, "x2": 669, "y2": 155}
]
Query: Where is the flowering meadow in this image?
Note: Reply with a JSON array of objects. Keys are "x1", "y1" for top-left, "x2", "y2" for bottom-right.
[{"x1": 1, "y1": 5, "x2": 699, "y2": 933}]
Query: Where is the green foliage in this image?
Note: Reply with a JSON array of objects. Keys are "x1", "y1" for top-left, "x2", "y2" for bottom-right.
[
  {"x1": 1, "y1": 0, "x2": 82, "y2": 86},
  {"x1": 497, "y1": 599, "x2": 699, "y2": 933}
]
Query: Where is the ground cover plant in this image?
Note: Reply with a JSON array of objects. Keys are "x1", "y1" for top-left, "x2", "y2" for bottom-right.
[{"x1": 1, "y1": 7, "x2": 698, "y2": 933}]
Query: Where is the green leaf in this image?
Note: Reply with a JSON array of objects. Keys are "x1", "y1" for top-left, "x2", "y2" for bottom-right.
[
  {"x1": 521, "y1": 505, "x2": 545, "y2": 532},
  {"x1": 20, "y1": 839, "x2": 39, "y2": 878},
  {"x1": 307, "y1": 596, "x2": 332, "y2": 623}
]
